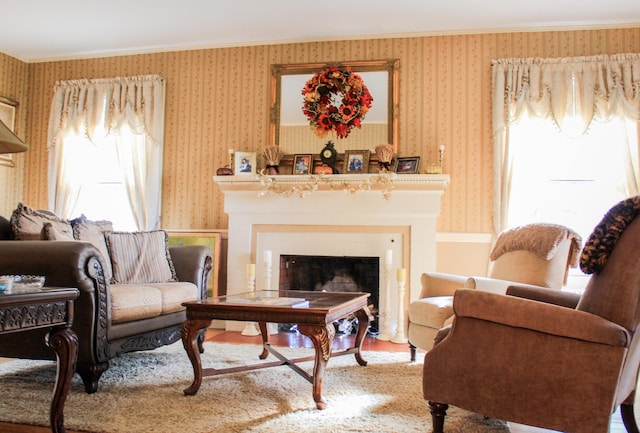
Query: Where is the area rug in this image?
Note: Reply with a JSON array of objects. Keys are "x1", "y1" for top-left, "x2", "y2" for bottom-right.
[{"x1": 0, "y1": 342, "x2": 509, "y2": 433}]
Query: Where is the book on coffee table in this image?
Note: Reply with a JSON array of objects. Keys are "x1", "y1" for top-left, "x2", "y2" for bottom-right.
[{"x1": 226, "y1": 296, "x2": 309, "y2": 308}]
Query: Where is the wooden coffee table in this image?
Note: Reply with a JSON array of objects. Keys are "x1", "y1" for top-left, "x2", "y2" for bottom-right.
[
  {"x1": 0, "y1": 287, "x2": 79, "y2": 433},
  {"x1": 181, "y1": 290, "x2": 371, "y2": 409}
]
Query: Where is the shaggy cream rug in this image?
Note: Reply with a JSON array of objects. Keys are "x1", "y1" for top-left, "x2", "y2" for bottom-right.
[{"x1": 0, "y1": 341, "x2": 509, "y2": 433}]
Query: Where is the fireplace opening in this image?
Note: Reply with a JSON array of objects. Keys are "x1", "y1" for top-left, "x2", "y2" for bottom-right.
[{"x1": 278, "y1": 254, "x2": 379, "y2": 334}]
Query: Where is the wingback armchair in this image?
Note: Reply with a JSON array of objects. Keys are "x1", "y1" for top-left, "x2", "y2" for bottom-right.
[
  {"x1": 408, "y1": 223, "x2": 582, "y2": 359},
  {"x1": 423, "y1": 196, "x2": 640, "y2": 433}
]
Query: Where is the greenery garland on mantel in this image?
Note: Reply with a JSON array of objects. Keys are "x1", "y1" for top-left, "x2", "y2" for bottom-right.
[
  {"x1": 257, "y1": 171, "x2": 396, "y2": 199},
  {"x1": 251, "y1": 171, "x2": 408, "y2": 200}
]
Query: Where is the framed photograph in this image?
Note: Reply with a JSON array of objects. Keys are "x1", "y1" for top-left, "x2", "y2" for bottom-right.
[
  {"x1": 233, "y1": 151, "x2": 257, "y2": 175},
  {"x1": 343, "y1": 150, "x2": 370, "y2": 174},
  {"x1": 395, "y1": 156, "x2": 421, "y2": 174},
  {"x1": 0, "y1": 96, "x2": 18, "y2": 167},
  {"x1": 166, "y1": 230, "x2": 223, "y2": 298},
  {"x1": 293, "y1": 154, "x2": 312, "y2": 175}
]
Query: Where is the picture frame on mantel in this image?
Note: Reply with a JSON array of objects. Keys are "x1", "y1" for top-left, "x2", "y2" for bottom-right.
[
  {"x1": 395, "y1": 156, "x2": 421, "y2": 174},
  {"x1": 234, "y1": 151, "x2": 257, "y2": 175},
  {"x1": 343, "y1": 150, "x2": 370, "y2": 174},
  {"x1": 0, "y1": 96, "x2": 18, "y2": 168}
]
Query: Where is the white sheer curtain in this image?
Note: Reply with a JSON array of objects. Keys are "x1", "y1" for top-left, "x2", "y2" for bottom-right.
[
  {"x1": 47, "y1": 75, "x2": 166, "y2": 230},
  {"x1": 492, "y1": 54, "x2": 640, "y2": 235}
]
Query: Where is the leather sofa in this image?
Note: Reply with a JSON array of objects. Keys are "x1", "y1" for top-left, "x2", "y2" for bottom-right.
[{"x1": 0, "y1": 213, "x2": 213, "y2": 393}]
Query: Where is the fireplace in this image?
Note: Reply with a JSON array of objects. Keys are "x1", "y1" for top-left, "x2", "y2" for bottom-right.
[
  {"x1": 279, "y1": 254, "x2": 380, "y2": 333},
  {"x1": 214, "y1": 173, "x2": 449, "y2": 335}
]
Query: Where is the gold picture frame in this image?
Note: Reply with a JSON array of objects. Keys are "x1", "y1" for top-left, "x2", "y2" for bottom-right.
[
  {"x1": 0, "y1": 96, "x2": 19, "y2": 167},
  {"x1": 166, "y1": 230, "x2": 223, "y2": 298},
  {"x1": 343, "y1": 150, "x2": 370, "y2": 174},
  {"x1": 293, "y1": 154, "x2": 312, "y2": 174}
]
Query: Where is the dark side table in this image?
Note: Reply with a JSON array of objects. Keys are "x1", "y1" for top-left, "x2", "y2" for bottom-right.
[{"x1": 0, "y1": 287, "x2": 79, "y2": 433}]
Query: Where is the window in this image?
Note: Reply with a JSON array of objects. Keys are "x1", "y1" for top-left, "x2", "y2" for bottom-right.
[
  {"x1": 506, "y1": 114, "x2": 638, "y2": 287},
  {"x1": 61, "y1": 131, "x2": 137, "y2": 231},
  {"x1": 47, "y1": 75, "x2": 166, "y2": 231}
]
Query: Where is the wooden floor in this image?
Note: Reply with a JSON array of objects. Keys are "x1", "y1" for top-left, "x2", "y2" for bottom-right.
[{"x1": 0, "y1": 329, "x2": 630, "y2": 433}]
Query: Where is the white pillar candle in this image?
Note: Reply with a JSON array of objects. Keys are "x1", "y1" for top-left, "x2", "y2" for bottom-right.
[
  {"x1": 385, "y1": 249, "x2": 393, "y2": 265},
  {"x1": 439, "y1": 144, "x2": 445, "y2": 151},
  {"x1": 396, "y1": 268, "x2": 406, "y2": 283},
  {"x1": 246, "y1": 263, "x2": 256, "y2": 277},
  {"x1": 263, "y1": 250, "x2": 272, "y2": 265}
]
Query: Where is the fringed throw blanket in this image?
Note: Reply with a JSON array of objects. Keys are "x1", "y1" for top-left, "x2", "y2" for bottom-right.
[
  {"x1": 490, "y1": 223, "x2": 583, "y2": 268},
  {"x1": 580, "y1": 196, "x2": 640, "y2": 275}
]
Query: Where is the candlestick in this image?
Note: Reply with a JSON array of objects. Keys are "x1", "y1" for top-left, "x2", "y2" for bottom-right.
[
  {"x1": 396, "y1": 268, "x2": 406, "y2": 283},
  {"x1": 242, "y1": 265, "x2": 260, "y2": 336},
  {"x1": 264, "y1": 253, "x2": 272, "y2": 291},
  {"x1": 438, "y1": 145, "x2": 445, "y2": 169},
  {"x1": 376, "y1": 260, "x2": 393, "y2": 341},
  {"x1": 385, "y1": 249, "x2": 392, "y2": 266},
  {"x1": 228, "y1": 148, "x2": 234, "y2": 172},
  {"x1": 263, "y1": 250, "x2": 272, "y2": 265},
  {"x1": 246, "y1": 263, "x2": 256, "y2": 277},
  {"x1": 391, "y1": 275, "x2": 408, "y2": 344}
]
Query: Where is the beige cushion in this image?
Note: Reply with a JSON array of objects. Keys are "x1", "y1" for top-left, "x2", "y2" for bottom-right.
[
  {"x1": 41, "y1": 221, "x2": 75, "y2": 240},
  {"x1": 71, "y1": 214, "x2": 114, "y2": 280},
  {"x1": 110, "y1": 284, "x2": 163, "y2": 323},
  {"x1": 10, "y1": 203, "x2": 72, "y2": 240},
  {"x1": 105, "y1": 230, "x2": 178, "y2": 285},
  {"x1": 144, "y1": 282, "x2": 199, "y2": 314},
  {"x1": 408, "y1": 296, "x2": 454, "y2": 329}
]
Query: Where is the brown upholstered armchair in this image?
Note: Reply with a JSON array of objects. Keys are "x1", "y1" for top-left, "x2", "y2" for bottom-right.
[
  {"x1": 408, "y1": 223, "x2": 582, "y2": 360},
  {"x1": 423, "y1": 196, "x2": 640, "y2": 433}
]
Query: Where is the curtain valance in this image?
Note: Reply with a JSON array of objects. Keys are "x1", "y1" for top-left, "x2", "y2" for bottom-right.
[
  {"x1": 492, "y1": 53, "x2": 640, "y2": 136},
  {"x1": 47, "y1": 74, "x2": 165, "y2": 149}
]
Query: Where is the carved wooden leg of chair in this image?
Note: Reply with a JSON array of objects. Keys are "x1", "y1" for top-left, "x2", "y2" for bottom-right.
[
  {"x1": 76, "y1": 361, "x2": 109, "y2": 394},
  {"x1": 409, "y1": 343, "x2": 417, "y2": 362},
  {"x1": 621, "y1": 403, "x2": 640, "y2": 433},
  {"x1": 428, "y1": 401, "x2": 448, "y2": 433}
]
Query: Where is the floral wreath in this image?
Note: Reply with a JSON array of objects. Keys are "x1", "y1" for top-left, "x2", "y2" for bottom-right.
[{"x1": 301, "y1": 65, "x2": 373, "y2": 139}]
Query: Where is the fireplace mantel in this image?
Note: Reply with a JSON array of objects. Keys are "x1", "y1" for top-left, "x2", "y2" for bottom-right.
[{"x1": 214, "y1": 173, "x2": 449, "y2": 333}]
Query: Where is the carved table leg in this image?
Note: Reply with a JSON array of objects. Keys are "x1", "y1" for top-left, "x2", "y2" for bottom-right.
[
  {"x1": 182, "y1": 318, "x2": 212, "y2": 396},
  {"x1": 258, "y1": 322, "x2": 269, "y2": 359},
  {"x1": 297, "y1": 323, "x2": 336, "y2": 410},
  {"x1": 46, "y1": 325, "x2": 78, "y2": 433},
  {"x1": 353, "y1": 307, "x2": 372, "y2": 366}
]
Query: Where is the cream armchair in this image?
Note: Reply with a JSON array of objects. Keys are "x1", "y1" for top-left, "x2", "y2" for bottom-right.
[{"x1": 407, "y1": 223, "x2": 582, "y2": 360}]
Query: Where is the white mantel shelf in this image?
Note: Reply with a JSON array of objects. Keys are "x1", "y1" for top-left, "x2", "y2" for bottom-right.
[
  {"x1": 214, "y1": 172, "x2": 450, "y2": 334},
  {"x1": 214, "y1": 173, "x2": 450, "y2": 192}
]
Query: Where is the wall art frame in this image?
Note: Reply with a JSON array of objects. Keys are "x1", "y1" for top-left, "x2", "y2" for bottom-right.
[
  {"x1": 0, "y1": 96, "x2": 19, "y2": 167},
  {"x1": 166, "y1": 230, "x2": 223, "y2": 297}
]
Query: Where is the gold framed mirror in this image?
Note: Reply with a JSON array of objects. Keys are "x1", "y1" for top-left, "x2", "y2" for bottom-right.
[{"x1": 269, "y1": 59, "x2": 399, "y2": 155}]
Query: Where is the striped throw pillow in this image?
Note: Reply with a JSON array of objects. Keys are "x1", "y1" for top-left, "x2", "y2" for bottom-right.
[{"x1": 105, "y1": 230, "x2": 178, "y2": 284}]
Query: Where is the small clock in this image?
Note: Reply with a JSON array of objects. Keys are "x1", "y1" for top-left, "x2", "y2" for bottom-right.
[{"x1": 320, "y1": 141, "x2": 338, "y2": 173}]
